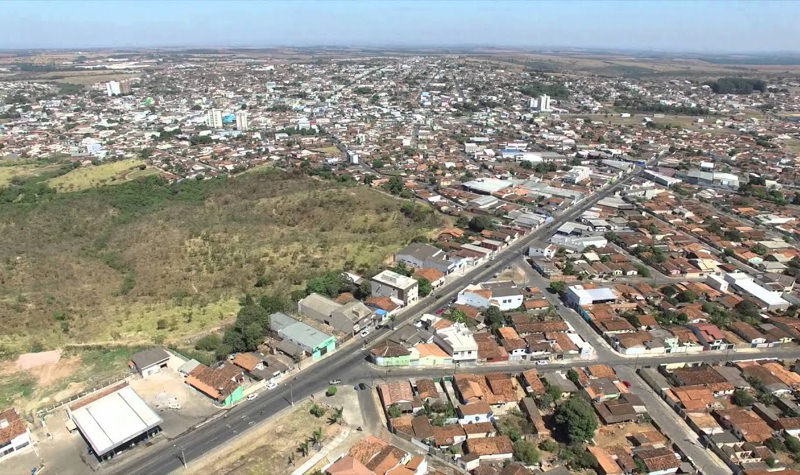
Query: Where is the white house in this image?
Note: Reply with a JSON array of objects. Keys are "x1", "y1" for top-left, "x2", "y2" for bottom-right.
[
  {"x1": 456, "y1": 281, "x2": 524, "y2": 311},
  {"x1": 371, "y1": 270, "x2": 419, "y2": 306},
  {"x1": 435, "y1": 323, "x2": 478, "y2": 363},
  {"x1": 0, "y1": 409, "x2": 31, "y2": 461}
]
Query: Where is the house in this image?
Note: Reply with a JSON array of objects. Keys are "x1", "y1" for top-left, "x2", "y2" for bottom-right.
[
  {"x1": 634, "y1": 446, "x2": 680, "y2": 475},
  {"x1": 129, "y1": 347, "x2": 170, "y2": 377},
  {"x1": 687, "y1": 323, "x2": 731, "y2": 351},
  {"x1": 298, "y1": 293, "x2": 375, "y2": 335},
  {"x1": 395, "y1": 242, "x2": 458, "y2": 274},
  {"x1": 714, "y1": 408, "x2": 773, "y2": 443},
  {"x1": 461, "y1": 435, "x2": 513, "y2": 470},
  {"x1": 528, "y1": 244, "x2": 557, "y2": 260},
  {"x1": 325, "y1": 455, "x2": 375, "y2": 475},
  {"x1": 496, "y1": 327, "x2": 527, "y2": 360},
  {"x1": 519, "y1": 396, "x2": 550, "y2": 438},
  {"x1": 519, "y1": 369, "x2": 546, "y2": 396},
  {"x1": 457, "y1": 401, "x2": 492, "y2": 425},
  {"x1": 410, "y1": 343, "x2": 453, "y2": 366},
  {"x1": 729, "y1": 321, "x2": 767, "y2": 347},
  {"x1": 185, "y1": 363, "x2": 245, "y2": 406},
  {"x1": 370, "y1": 342, "x2": 411, "y2": 367},
  {"x1": 434, "y1": 323, "x2": 478, "y2": 363},
  {"x1": 456, "y1": 281, "x2": 524, "y2": 311},
  {"x1": 415, "y1": 379, "x2": 442, "y2": 403},
  {"x1": 0, "y1": 408, "x2": 31, "y2": 461},
  {"x1": 378, "y1": 380, "x2": 417, "y2": 414},
  {"x1": 270, "y1": 312, "x2": 336, "y2": 359},
  {"x1": 587, "y1": 446, "x2": 623, "y2": 475},
  {"x1": 371, "y1": 270, "x2": 419, "y2": 306},
  {"x1": 413, "y1": 267, "x2": 445, "y2": 289}
]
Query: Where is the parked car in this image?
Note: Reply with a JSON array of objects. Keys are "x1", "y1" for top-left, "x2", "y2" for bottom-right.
[
  {"x1": 622, "y1": 380, "x2": 631, "y2": 388},
  {"x1": 247, "y1": 393, "x2": 258, "y2": 400},
  {"x1": 358, "y1": 382, "x2": 367, "y2": 390},
  {"x1": 266, "y1": 381, "x2": 277, "y2": 390},
  {"x1": 360, "y1": 329, "x2": 370, "y2": 338},
  {"x1": 329, "y1": 379, "x2": 341, "y2": 385},
  {"x1": 536, "y1": 360, "x2": 548, "y2": 365}
]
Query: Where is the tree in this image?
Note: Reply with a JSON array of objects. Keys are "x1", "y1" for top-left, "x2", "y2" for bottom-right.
[
  {"x1": 387, "y1": 404, "x2": 402, "y2": 418},
  {"x1": 310, "y1": 405, "x2": 326, "y2": 418},
  {"x1": 195, "y1": 334, "x2": 221, "y2": 352},
  {"x1": 329, "y1": 407, "x2": 344, "y2": 425},
  {"x1": 384, "y1": 175, "x2": 404, "y2": 195},
  {"x1": 751, "y1": 243, "x2": 768, "y2": 255},
  {"x1": 416, "y1": 277, "x2": 432, "y2": 297},
  {"x1": 484, "y1": 306, "x2": 505, "y2": 328},
  {"x1": 372, "y1": 158, "x2": 384, "y2": 169},
  {"x1": 259, "y1": 294, "x2": 291, "y2": 314},
  {"x1": 548, "y1": 281, "x2": 565, "y2": 295},
  {"x1": 326, "y1": 385, "x2": 338, "y2": 397},
  {"x1": 468, "y1": 215, "x2": 494, "y2": 232},
  {"x1": 554, "y1": 396, "x2": 598, "y2": 444},
  {"x1": 297, "y1": 441, "x2": 309, "y2": 456},
  {"x1": 676, "y1": 290, "x2": 698, "y2": 303},
  {"x1": 311, "y1": 427, "x2": 323, "y2": 446},
  {"x1": 785, "y1": 435, "x2": 800, "y2": 455},
  {"x1": 731, "y1": 389, "x2": 755, "y2": 407},
  {"x1": 449, "y1": 309, "x2": 467, "y2": 323},
  {"x1": 539, "y1": 439, "x2": 559, "y2": 452},
  {"x1": 566, "y1": 369, "x2": 581, "y2": 387},
  {"x1": 306, "y1": 271, "x2": 347, "y2": 297},
  {"x1": 513, "y1": 439, "x2": 540, "y2": 465}
]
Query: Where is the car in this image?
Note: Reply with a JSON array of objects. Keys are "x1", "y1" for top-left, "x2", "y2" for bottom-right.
[
  {"x1": 434, "y1": 294, "x2": 442, "y2": 300},
  {"x1": 247, "y1": 393, "x2": 258, "y2": 400},
  {"x1": 358, "y1": 382, "x2": 367, "y2": 390},
  {"x1": 536, "y1": 360, "x2": 548, "y2": 365},
  {"x1": 360, "y1": 329, "x2": 370, "y2": 338},
  {"x1": 435, "y1": 308, "x2": 444, "y2": 315},
  {"x1": 266, "y1": 381, "x2": 277, "y2": 390},
  {"x1": 622, "y1": 380, "x2": 631, "y2": 388},
  {"x1": 329, "y1": 379, "x2": 341, "y2": 385}
]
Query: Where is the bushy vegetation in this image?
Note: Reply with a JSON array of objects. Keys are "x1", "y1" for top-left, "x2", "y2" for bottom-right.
[
  {"x1": 705, "y1": 77, "x2": 767, "y2": 94},
  {"x1": 0, "y1": 169, "x2": 440, "y2": 356},
  {"x1": 520, "y1": 82, "x2": 569, "y2": 98},
  {"x1": 553, "y1": 396, "x2": 598, "y2": 444}
]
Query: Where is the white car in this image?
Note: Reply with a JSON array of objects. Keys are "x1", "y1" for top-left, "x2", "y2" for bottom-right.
[
  {"x1": 247, "y1": 393, "x2": 258, "y2": 400},
  {"x1": 266, "y1": 381, "x2": 278, "y2": 390},
  {"x1": 360, "y1": 329, "x2": 370, "y2": 338},
  {"x1": 536, "y1": 360, "x2": 548, "y2": 365}
]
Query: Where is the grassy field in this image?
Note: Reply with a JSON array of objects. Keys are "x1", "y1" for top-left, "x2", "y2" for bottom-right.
[
  {"x1": 46, "y1": 158, "x2": 150, "y2": 191},
  {"x1": 0, "y1": 161, "x2": 66, "y2": 187},
  {"x1": 0, "y1": 169, "x2": 442, "y2": 357}
]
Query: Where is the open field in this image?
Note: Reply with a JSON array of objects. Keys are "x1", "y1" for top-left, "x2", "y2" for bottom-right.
[
  {"x1": 46, "y1": 158, "x2": 151, "y2": 191},
  {"x1": 0, "y1": 161, "x2": 66, "y2": 187},
  {"x1": 0, "y1": 169, "x2": 442, "y2": 358},
  {"x1": 192, "y1": 400, "x2": 343, "y2": 474}
]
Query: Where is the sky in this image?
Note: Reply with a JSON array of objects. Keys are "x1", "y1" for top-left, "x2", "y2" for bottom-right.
[{"x1": 1, "y1": 0, "x2": 798, "y2": 53}]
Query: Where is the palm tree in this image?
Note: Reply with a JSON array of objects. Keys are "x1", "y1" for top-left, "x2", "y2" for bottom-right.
[
  {"x1": 311, "y1": 428, "x2": 323, "y2": 446},
  {"x1": 329, "y1": 407, "x2": 344, "y2": 425},
  {"x1": 297, "y1": 441, "x2": 309, "y2": 457}
]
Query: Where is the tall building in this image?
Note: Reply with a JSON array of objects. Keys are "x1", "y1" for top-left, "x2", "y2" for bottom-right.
[
  {"x1": 235, "y1": 110, "x2": 249, "y2": 131},
  {"x1": 206, "y1": 109, "x2": 223, "y2": 129},
  {"x1": 537, "y1": 94, "x2": 551, "y2": 112},
  {"x1": 106, "y1": 81, "x2": 121, "y2": 96},
  {"x1": 119, "y1": 79, "x2": 132, "y2": 95}
]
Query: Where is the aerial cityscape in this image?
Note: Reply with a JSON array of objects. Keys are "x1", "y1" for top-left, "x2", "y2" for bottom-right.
[{"x1": 2, "y1": 1, "x2": 800, "y2": 475}]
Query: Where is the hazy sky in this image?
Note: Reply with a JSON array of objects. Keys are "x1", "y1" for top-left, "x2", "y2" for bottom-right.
[{"x1": 1, "y1": 0, "x2": 797, "y2": 53}]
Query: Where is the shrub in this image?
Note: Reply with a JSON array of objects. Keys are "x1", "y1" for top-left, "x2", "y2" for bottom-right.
[{"x1": 326, "y1": 385, "x2": 337, "y2": 397}]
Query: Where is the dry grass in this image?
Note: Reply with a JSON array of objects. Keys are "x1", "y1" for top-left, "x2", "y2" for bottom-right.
[
  {"x1": 193, "y1": 401, "x2": 343, "y2": 474},
  {"x1": 0, "y1": 162, "x2": 64, "y2": 187},
  {"x1": 0, "y1": 170, "x2": 441, "y2": 356},
  {"x1": 46, "y1": 158, "x2": 147, "y2": 191}
]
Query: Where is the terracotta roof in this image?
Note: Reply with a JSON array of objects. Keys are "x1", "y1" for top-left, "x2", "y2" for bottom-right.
[
  {"x1": 520, "y1": 369, "x2": 546, "y2": 395},
  {"x1": 232, "y1": 352, "x2": 260, "y2": 371},
  {"x1": 185, "y1": 363, "x2": 244, "y2": 401},
  {"x1": 413, "y1": 267, "x2": 444, "y2": 283},
  {"x1": 378, "y1": 380, "x2": 414, "y2": 408},
  {"x1": 0, "y1": 409, "x2": 27, "y2": 446},
  {"x1": 414, "y1": 343, "x2": 450, "y2": 358},
  {"x1": 326, "y1": 455, "x2": 375, "y2": 475},
  {"x1": 415, "y1": 379, "x2": 440, "y2": 400},
  {"x1": 464, "y1": 435, "x2": 513, "y2": 456}
]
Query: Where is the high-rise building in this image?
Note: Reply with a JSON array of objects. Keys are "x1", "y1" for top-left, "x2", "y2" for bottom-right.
[
  {"x1": 106, "y1": 81, "x2": 121, "y2": 96},
  {"x1": 206, "y1": 109, "x2": 223, "y2": 129},
  {"x1": 537, "y1": 94, "x2": 551, "y2": 112},
  {"x1": 235, "y1": 110, "x2": 249, "y2": 131},
  {"x1": 119, "y1": 79, "x2": 132, "y2": 95}
]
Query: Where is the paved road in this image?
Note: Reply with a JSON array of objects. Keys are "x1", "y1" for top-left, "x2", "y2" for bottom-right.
[{"x1": 108, "y1": 169, "x2": 641, "y2": 474}]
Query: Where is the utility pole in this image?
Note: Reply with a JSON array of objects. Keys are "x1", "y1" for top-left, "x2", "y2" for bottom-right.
[
  {"x1": 290, "y1": 378, "x2": 295, "y2": 406},
  {"x1": 175, "y1": 444, "x2": 186, "y2": 469}
]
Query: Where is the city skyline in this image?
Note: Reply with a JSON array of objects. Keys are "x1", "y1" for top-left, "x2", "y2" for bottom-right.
[{"x1": 2, "y1": 0, "x2": 799, "y2": 53}]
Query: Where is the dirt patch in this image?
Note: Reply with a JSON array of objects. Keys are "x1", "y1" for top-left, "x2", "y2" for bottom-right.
[
  {"x1": 16, "y1": 350, "x2": 62, "y2": 370},
  {"x1": 594, "y1": 421, "x2": 659, "y2": 447},
  {"x1": 28, "y1": 356, "x2": 81, "y2": 386}
]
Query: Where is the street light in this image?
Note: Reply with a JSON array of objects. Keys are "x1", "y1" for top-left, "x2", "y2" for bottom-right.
[{"x1": 174, "y1": 444, "x2": 186, "y2": 469}]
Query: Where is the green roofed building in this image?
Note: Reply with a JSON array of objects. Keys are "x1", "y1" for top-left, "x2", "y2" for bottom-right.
[{"x1": 269, "y1": 312, "x2": 336, "y2": 359}]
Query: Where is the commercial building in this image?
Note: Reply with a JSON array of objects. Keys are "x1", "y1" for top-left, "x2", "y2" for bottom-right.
[
  {"x1": 395, "y1": 243, "x2": 458, "y2": 274},
  {"x1": 724, "y1": 273, "x2": 790, "y2": 311},
  {"x1": 456, "y1": 281, "x2": 524, "y2": 311},
  {"x1": 68, "y1": 385, "x2": 162, "y2": 459},
  {"x1": 298, "y1": 293, "x2": 374, "y2": 335},
  {"x1": 565, "y1": 285, "x2": 618, "y2": 307},
  {"x1": 371, "y1": 270, "x2": 419, "y2": 306},
  {"x1": 434, "y1": 323, "x2": 478, "y2": 362},
  {"x1": 270, "y1": 312, "x2": 336, "y2": 359}
]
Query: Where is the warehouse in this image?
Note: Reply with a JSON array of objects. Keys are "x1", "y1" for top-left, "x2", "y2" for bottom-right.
[{"x1": 68, "y1": 384, "x2": 162, "y2": 460}]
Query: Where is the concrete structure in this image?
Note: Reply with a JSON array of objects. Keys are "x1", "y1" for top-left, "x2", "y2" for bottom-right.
[
  {"x1": 724, "y1": 272, "x2": 790, "y2": 311},
  {"x1": 235, "y1": 110, "x2": 249, "y2": 131},
  {"x1": 128, "y1": 347, "x2": 170, "y2": 377},
  {"x1": 371, "y1": 270, "x2": 419, "y2": 306},
  {"x1": 395, "y1": 243, "x2": 457, "y2": 274},
  {"x1": 565, "y1": 285, "x2": 617, "y2": 307},
  {"x1": 206, "y1": 109, "x2": 223, "y2": 129},
  {"x1": 68, "y1": 385, "x2": 162, "y2": 459},
  {"x1": 434, "y1": 323, "x2": 478, "y2": 362},
  {"x1": 270, "y1": 312, "x2": 336, "y2": 359},
  {"x1": 456, "y1": 281, "x2": 524, "y2": 311}
]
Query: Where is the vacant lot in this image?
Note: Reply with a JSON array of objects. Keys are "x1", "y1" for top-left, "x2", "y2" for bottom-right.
[
  {"x1": 194, "y1": 401, "x2": 343, "y2": 474},
  {"x1": 0, "y1": 169, "x2": 441, "y2": 357},
  {"x1": 46, "y1": 158, "x2": 150, "y2": 191},
  {"x1": 0, "y1": 161, "x2": 65, "y2": 187}
]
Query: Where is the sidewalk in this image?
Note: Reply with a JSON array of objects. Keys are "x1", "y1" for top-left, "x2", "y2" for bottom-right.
[{"x1": 290, "y1": 428, "x2": 351, "y2": 475}]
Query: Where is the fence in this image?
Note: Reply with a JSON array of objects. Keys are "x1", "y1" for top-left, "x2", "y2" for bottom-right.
[{"x1": 35, "y1": 371, "x2": 132, "y2": 419}]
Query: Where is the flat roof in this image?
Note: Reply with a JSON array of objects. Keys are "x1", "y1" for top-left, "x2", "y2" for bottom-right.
[
  {"x1": 462, "y1": 178, "x2": 515, "y2": 194},
  {"x1": 734, "y1": 278, "x2": 789, "y2": 307},
  {"x1": 70, "y1": 386, "x2": 162, "y2": 456}
]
